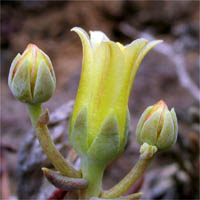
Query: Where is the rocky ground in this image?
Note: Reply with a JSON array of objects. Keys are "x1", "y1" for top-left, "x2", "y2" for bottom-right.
[{"x1": 1, "y1": 1, "x2": 199, "y2": 199}]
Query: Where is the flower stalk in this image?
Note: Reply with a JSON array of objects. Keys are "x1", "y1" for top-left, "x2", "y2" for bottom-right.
[
  {"x1": 27, "y1": 103, "x2": 81, "y2": 178},
  {"x1": 91, "y1": 192, "x2": 143, "y2": 200},
  {"x1": 101, "y1": 143, "x2": 157, "y2": 199},
  {"x1": 79, "y1": 157, "x2": 106, "y2": 199}
]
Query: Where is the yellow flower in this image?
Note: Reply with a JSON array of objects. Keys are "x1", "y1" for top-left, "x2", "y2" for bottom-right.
[{"x1": 71, "y1": 27, "x2": 162, "y2": 148}]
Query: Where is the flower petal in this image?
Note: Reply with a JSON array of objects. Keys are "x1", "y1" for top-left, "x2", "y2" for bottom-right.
[
  {"x1": 71, "y1": 27, "x2": 93, "y2": 125},
  {"x1": 128, "y1": 40, "x2": 163, "y2": 94},
  {"x1": 89, "y1": 41, "x2": 126, "y2": 142},
  {"x1": 89, "y1": 30, "x2": 110, "y2": 49},
  {"x1": 124, "y1": 38, "x2": 148, "y2": 64},
  {"x1": 119, "y1": 39, "x2": 148, "y2": 111},
  {"x1": 87, "y1": 41, "x2": 111, "y2": 145}
]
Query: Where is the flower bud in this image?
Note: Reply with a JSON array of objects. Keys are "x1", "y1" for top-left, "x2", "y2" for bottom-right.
[
  {"x1": 136, "y1": 100, "x2": 178, "y2": 150},
  {"x1": 8, "y1": 44, "x2": 56, "y2": 104}
]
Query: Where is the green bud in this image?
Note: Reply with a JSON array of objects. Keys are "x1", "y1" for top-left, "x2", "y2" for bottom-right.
[
  {"x1": 136, "y1": 100, "x2": 178, "y2": 150},
  {"x1": 8, "y1": 44, "x2": 56, "y2": 104}
]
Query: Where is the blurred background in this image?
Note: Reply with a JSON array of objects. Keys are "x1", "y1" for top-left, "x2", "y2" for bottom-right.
[{"x1": 1, "y1": 1, "x2": 199, "y2": 200}]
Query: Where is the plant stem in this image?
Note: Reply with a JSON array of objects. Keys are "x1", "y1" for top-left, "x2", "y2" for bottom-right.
[
  {"x1": 120, "y1": 192, "x2": 143, "y2": 200},
  {"x1": 27, "y1": 103, "x2": 81, "y2": 178},
  {"x1": 80, "y1": 157, "x2": 105, "y2": 199},
  {"x1": 90, "y1": 192, "x2": 143, "y2": 200},
  {"x1": 101, "y1": 143, "x2": 157, "y2": 198}
]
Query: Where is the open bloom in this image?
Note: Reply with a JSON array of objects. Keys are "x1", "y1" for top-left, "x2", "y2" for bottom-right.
[
  {"x1": 136, "y1": 100, "x2": 178, "y2": 150},
  {"x1": 8, "y1": 44, "x2": 56, "y2": 104},
  {"x1": 69, "y1": 27, "x2": 162, "y2": 163}
]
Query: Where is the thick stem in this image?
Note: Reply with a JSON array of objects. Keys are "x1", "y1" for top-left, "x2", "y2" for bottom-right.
[
  {"x1": 80, "y1": 157, "x2": 105, "y2": 199},
  {"x1": 101, "y1": 143, "x2": 157, "y2": 198},
  {"x1": 27, "y1": 104, "x2": 81, "y2": 178}
]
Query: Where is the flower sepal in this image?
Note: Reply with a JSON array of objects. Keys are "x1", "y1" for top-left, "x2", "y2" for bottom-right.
[
  {"x1": 86, "y1": 111, "x2": 120, "y2": 165},
  {"x1": 69, "y1": 107, "x2": 125, "y2": 166},
  {"x1": 68, "y1": 107, "x2": 88, "y2": 156}
]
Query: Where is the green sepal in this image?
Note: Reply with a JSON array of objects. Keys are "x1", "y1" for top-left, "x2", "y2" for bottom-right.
[
  {"x1": 140, "y1": 109, "x2": 162, "y2": 146},
  {"x1": 87, "y1": 112, "x2": 120, "y2": 165},
  {"x1": 11, "y1": 60, "x2": 32, "y2": 103},
  {"x1": 136, "y1": 106, "x2": 153, "y2": 145},
  {"x1": 118, "y1": 108, "x2": 130, "y2": 154},
  {"x1": 68, "y1": 106, "x2": 88, "y2": 155},
  {"x1": 33, "y1": 60, "x2": 56, "y2": 104},
  {"x1": 170, "y1": 108, "x2": 178, "y2": 146},
  {"x1": 8, "y1": 53, "x2": 21, "y2": 88},
  {"x1": 157, "y1": 110, "x2": 175, "y2": 150}
]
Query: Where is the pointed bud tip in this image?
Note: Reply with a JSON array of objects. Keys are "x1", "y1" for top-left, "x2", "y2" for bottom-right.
[
  {"x1": 155, "y1": 100, "x2": 166, "y2": 107},
  {"x1": 24, "y1": 44, "x2": 40, "y2": 55},
  {"x1": 143, "y1": 100, "x2": 166, "y2": 124},
  {"x1": 154, "y1": 100, "x2": 168, "y2": 112},
  {"x1": 26, "y1": 43, "x2": 39, "y2": 49}
]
